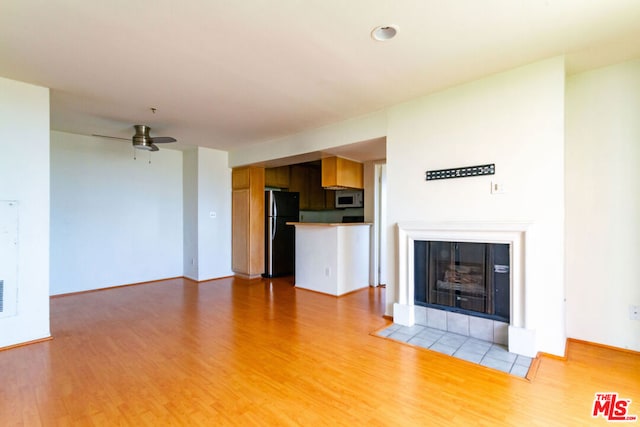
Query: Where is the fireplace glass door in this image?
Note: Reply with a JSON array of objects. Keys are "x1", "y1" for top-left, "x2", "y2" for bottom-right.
[{"x1": 414, "y1": 241, "x2": 510, "y2": 322}]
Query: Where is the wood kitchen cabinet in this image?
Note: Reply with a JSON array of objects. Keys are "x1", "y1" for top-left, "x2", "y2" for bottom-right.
[
  {"x1": 232, "y1": 166, "x2": 265, "y2": 278},
  {"x1": 321, "y1": 156, "x2": 364, "y2": 189},
  {"x1": 324, "y1": 188, "x2": 336, "y2": 209},
  {"x1": 288, "y1": 165, "x2": 306, "y2": 204},
  {"x1": 307, "y1": 166, "x2": 325, "y2": 210},
  {"x1": 289, "y1": 163, "x2": 335, "y2": 210},
  {"x1": 265, "y1": 166, "x2": 290, "y2": 189}
]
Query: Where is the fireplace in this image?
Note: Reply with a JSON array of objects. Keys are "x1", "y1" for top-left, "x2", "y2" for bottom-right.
[
  {"x1": 394, "y1": 221, "x2": 537, "y2": 357},
  {"x1": 414, "y1": 241, "x2": 510, "y2": 323}
]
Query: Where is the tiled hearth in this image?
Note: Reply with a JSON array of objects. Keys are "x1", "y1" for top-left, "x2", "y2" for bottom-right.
[{"x1": 377, "y1": 323, "x2": 532, "y2": 378}]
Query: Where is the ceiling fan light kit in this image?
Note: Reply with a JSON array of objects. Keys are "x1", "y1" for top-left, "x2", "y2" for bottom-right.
[
  {"x1": 132, "y1": 143, "x2": 159, "y2": 151},
  {"x1": 94, "y1": 124, "x2": 176, "y2": 153},
  {"x1": 132, "y1": 124, "x2": 170, "y2": 151}
]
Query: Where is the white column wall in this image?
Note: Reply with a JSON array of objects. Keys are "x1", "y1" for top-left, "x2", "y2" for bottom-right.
[
  {"x1": 565, "y1": 59, "x2": 640, "y2": 351},
  {"x1": 0, "y1": 77, "x2": 51, "y2": 348},
  {"x1": 196, "y1": 147, "x2": 233, "y2": 281},
  {"x1": 183, "y1": 148, "x2": 199, "y2": 279}
]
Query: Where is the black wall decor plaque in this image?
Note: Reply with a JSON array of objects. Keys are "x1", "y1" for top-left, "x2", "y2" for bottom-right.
[{"x1": 425, "y1": 163, "x2": 495, "y2": 181}]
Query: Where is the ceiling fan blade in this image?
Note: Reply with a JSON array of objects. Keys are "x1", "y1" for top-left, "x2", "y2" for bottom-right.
[
  {"x1": 150, "y1": 143, "x2": 160, "y2": 152},
  {"x1": 92, "y1": 134, "x2": 130, "y2": 141},
  {"x1": 149, "y1": 136, "x2": 176, "y2": 144}
]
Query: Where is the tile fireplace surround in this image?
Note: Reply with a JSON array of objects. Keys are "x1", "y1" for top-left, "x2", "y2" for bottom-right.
[{"x1": 393, "y1": 221, "x2": 537, "y2": 357}]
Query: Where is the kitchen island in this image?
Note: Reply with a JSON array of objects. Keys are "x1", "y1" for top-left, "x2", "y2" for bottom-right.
[{"x1": 287, "y1": 222, "x2": 371, "y2": 296}]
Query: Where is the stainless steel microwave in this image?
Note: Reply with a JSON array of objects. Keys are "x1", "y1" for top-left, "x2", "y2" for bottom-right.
[{"x1": 335, "y1": 190, "x2": 363, "y2": 208}]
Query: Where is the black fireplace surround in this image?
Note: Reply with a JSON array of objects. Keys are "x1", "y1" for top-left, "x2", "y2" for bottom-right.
[{"x1": 414, "y1": 241, "x2": 510, "y2": 323}]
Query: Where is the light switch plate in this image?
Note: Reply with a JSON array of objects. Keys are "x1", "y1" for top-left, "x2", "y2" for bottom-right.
[{"x1": 491, "y1": 181, "x2": 505, "y2": 194}]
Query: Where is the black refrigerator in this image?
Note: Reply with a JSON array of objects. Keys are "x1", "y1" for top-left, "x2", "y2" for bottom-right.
[{"x1": 263, "y1": 191, "x2": 299, "y2": 278}]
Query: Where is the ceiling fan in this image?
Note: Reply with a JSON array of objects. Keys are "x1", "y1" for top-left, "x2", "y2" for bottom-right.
[{"x1": 93, "y1": 125, "x2": 177, "y2": 152}]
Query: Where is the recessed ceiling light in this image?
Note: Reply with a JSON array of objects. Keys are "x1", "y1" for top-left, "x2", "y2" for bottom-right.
[{"x1": 371, "y1": 25, "x2": 398, "y2": 41}]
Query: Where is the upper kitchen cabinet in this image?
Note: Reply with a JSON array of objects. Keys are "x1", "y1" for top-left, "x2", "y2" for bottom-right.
[
  {"x1": 321, "y1": 156, "x2": 364, "y2": 190},
  {"x1": 265, "y1": 166, "x2": 290, "y2": 189},
  {"x1": 306, "y1": 166, "x2": 326, "y2": 210},
  {"x1": 289, "y1": 163, "x2": 335, "y2": 210}
]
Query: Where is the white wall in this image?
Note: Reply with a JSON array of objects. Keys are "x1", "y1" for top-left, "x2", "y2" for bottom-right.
[
  {"x1": 0, "y1": 77, "x2": 51, "y2": 348},
  {"x1": 385, "y1": 57, "x2": 567, "y2": 355},
  {"x1": 228, "y1": 110, "x2": 387, "y2": 167},
  {"x1": 364, "y1": 160, "x2": 388, "y2": 287},
  {"x1": 565, "y1": 59, "x2": 640, "y2": 351},
  {"x1": 50, "y1": 131, "x2": 184, "y2": 294},
  {"x1": 196, "y1": 147, "x2": 233, "y2": 281},
  {"x1": 183, "y1": 148, "x2": 199, "y2": 279},
  {"x1": 376, "y1": 163, "x2": 388, "y2": 286}
]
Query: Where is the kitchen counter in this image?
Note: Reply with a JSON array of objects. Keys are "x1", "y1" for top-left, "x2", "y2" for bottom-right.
[
  {"x1": 286, "y1": 222, "x2": 372, "y2": 227},
  {"x1": 288, "y1": 222, "x2": 371, "y2": 296}
]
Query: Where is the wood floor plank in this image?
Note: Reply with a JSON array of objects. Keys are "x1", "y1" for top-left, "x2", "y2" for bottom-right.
[{"x1": 0, "y1": 276, "x2": 638, "y2": 425}]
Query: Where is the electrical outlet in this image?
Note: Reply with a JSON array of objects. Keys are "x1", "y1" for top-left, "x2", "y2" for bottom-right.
[{"x1": 630, "y1": 305, "x2": 639, "y2": 321}]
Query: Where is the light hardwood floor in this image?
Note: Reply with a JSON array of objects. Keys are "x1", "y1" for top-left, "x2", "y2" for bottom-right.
[{"x1": 1, "y1": 277, "x2": 638, "y2": 426}]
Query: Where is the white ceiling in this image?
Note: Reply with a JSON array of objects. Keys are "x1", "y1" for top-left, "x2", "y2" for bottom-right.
[{"x1": 2, "y1": 1, "x2": 640, "y2": 157}]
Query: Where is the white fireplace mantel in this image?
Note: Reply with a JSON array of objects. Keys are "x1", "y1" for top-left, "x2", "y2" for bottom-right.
[{"x1": 394, "y1": 221, "x2": 537, "y2": 356}]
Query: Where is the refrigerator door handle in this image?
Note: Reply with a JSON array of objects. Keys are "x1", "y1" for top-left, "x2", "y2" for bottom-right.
[
  {"x1": 271, "y1": 196, "x2": 278, "y2": 240},
  {"x1": 267, "y1": 217, "x2": 273, "y2": 274},
  {"x1": 272, "y1": 217, "x2": 277, "y2": 241}
]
